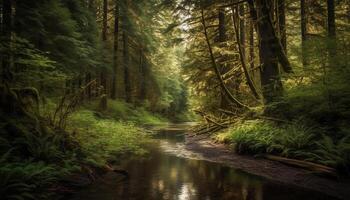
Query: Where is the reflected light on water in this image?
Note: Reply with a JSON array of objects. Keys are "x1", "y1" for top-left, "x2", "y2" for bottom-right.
[
  {"x1": 178, "y1": 183, "x2": 196, "y2": 200},
  {"x1": 67, "y1": 127, "x2": 341, "y2": 200}
]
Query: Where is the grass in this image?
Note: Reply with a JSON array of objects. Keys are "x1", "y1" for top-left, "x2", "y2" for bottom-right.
[
  {"x1": 214, "y1": 120, "x2": 350, "y2": 172},
  {"x1": 85, "y1": 100, "x2": 169, "y2": 125},
  {"x1": 67, "y1": 109, "x2": 150, "y2": 166}
]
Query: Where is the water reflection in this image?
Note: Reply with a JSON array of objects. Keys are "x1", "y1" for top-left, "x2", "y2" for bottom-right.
[{"x1": 68, "y1": 126, "x2": 338, "y2": 200}]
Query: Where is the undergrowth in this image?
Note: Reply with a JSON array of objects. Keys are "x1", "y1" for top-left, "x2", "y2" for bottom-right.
[
  {"x1": 0, "y1": 95, "x2": 152, "y2": 199},
  {"x1": 67, "y1": 109, "x2": 150, "y2": 166},
  {"x1": 215, "y1": 120, "x2": 350, "y2": 172},
  {"x1": 214, "y1": 39, "x2": 350, "y2": 174},
  {"x1": 85, "y1": 100, "x2": 168, "y2": 125}
]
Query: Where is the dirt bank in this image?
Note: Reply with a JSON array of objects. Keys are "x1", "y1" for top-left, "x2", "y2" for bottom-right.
[{"x1": 185, "y1": 134, "x2": 350, "y2": 200}]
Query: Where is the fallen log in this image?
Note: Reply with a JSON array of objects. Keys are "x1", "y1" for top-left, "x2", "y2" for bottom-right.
[{"x1": 264, "y1": 154, "x2": 337, "y2": 176}]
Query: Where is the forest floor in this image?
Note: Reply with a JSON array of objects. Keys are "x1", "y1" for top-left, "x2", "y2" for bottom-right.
[{"x1": 185, "y1": 134, "x2": 350, "y2": 200}]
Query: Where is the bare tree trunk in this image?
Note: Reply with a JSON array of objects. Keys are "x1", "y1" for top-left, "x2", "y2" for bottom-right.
[
  {"x1": 102, "y1": 0, "x2": 108, "y2": 41},
  {"x1": 122, "y1": 0, "x2": 131, "y2": 103},
  {"x1": 248, "y1": 0, "x2": 292, "y2": 74},
  {"x1": 123, "y1": 31, "x2": 131, "y2": 103},
  {"x1": 327, "y1": 0, "x2": 336, "y2": 58},
  {"x1": 218, "y1": 8, "x2": 231, "y2": 109},
  {"x1": 101, "y1": 0, "x2": 108, "y2": 95},
  {"x1": 248, "y1": 0, "x2": 283, "y2": 105},
  {"x1": 111, "y1": 0, "x2": 119, "y2": 99},
  {"x1": 327, "y1": 0, "x2": 336, "y2": 39},
  {"x1": 301, "y1": 0, "x2": 308, "y2": 68},
  {"x1": 277, "y1": 0, "x2": 286, "y2": 52},
  {"x1": 326, "y1": 0, "x2": 336, "y2": 109},
  {"x1": 239, "y1": 5, "x2": 246, "y2": 58},
  {"x1": 1, "y1": 0, "x2": 12, "y2": 84}
]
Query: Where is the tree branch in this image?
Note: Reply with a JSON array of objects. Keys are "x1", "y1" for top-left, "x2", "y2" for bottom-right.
[{"x1": 200, "y1": 8, "x2": 250, "y2": 109}]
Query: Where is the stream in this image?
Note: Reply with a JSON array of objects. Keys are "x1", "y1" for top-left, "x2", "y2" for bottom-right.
[{"x1": 68, "y1": 124, "x2": 338, "y2": 200}]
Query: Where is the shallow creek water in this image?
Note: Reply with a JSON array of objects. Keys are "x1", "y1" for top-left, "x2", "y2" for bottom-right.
[{"x1": 68, "y1": 124, "x2": 338, "y2": 200}]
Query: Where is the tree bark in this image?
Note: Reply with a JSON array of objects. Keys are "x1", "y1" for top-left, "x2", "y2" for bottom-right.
[
  {"x1": 100, "y1": 0, "x2": 108, "y2": 95},
  {"x1": 123, "y1": 31, "x2": 131, "y2": 103},
  {"x1": 122, "y1": 0, "x2": 131, "y2": 103},
  {"x1": 218, "y1": 8, "x2": 231, "y2": 109},
  {"x1": 239, "y1": 4, "x2": 246, "y2": 61},
  {"x1": 248, "y1": 0, "x2": 292, "y2": 74},
  {"x1": 277, "y1": 0, "x2": 286, "y2": 52},
  {"x1": 327, "y1": 0, "x2": 336, "y2": 59},
  {"x1": 111, "y1": 0, "x2": 119, "y2": 99},
  {"x1": 301, "y1": 0, "x2": 308, "y2": 68},
  {"x1": 327, "y1": 0, "x2": 336, "y2": 39},
  {"x1": 248, "y1": 0, "x2": 283, "y2": 104},
  {"x1": 102, "y1": 0, "x2": 108, "y2": 41},
  {"x1": 1, "y1": 0, "x2": 12, "y2": 84}
]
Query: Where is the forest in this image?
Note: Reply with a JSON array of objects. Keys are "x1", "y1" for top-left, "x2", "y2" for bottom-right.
[{"x1": 0, "y1": 0, "x2": 350, "y2": 199}]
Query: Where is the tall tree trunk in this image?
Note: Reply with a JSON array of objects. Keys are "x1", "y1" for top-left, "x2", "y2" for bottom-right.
[
  {"x1": 218, "y1": 8, "x2": 231, "y2": 109},
  {"x1": 100, "y1": 0, "x2": 108, "y2": 95},
  {"x1": 248, "y1": 0, "x2": 292, "y2": 74},
  {"x1": 249, "y1": 18, "x2": 255, "y2": 72},
  {"x1": 327, "y1": 0, "x2": 336, "y2": 58},
  {"x1": 0, "y1": 0, "x2": 2, "y2": 32},
  {"x1": 1, "y1": 0, "x2": 12, "y2": 84},
  {"x1": 122, "y1": 0, "x2": 131, "y2": 103},
  {"x1": 123, "y1": 31, "x2": 131, "y2": 103},
  {"x1": 277, "y1": 0, "x2": 286, "y2": 52},
  {"x1": 239, "y1": 5, "x2": 246, "y2": 61},
  {"x1": 326, "y1": 0, "x2": 336, "y2": 109},
  {"x1": 102, "y1": 0, "x2": 108, "y2": 41},
  {"x1": 139, "y1": 48, "x2": 146, "y2": 102},
  {"x1": 327, "y1": 0, "x2": 336, "y2": 39},
  {"x1": 111, "y1": 0, "x2": 119, "y2": 99},
  {"x1": 301, "y1": 0, "x2": 308, "y2": 68},
  {"x1": 232, "y1": 6, "x2": 260, "y2": 99},
  {"x1": 248, "y1": 0, "x2": 283, "y2": 105}
]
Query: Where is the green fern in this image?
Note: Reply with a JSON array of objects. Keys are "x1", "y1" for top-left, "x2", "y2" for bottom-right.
[
  {"x1": 310, "y1": 135, "x2": 350, "y2": 169},
  {"x1": 0, "y1": 162, "x2": 59, "y2": 200}
]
